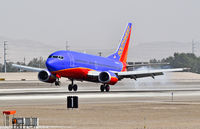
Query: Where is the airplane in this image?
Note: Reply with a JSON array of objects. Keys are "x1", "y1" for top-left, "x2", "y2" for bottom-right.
[{"x1": 12, "y1": 23, "x2": 186, "y2": 92}]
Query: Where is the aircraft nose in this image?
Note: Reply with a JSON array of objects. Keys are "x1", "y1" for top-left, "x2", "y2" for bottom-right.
[{"x1": 46, "y1": 59, "x2": 57, "y2": 71}]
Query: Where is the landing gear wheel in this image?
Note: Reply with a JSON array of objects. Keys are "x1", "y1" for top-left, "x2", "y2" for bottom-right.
[
  {"x1": 100, "y1": 85, "x2": 105, "y2": 92},
  {"x1": 105, "y1": 85, "x2": 110, "y2": 92},
  {"x1": 55, "y1": 81, "x2": 61, "y2": 86},
  {"x1": 68, "y1": 84, "x2": 73, "y2": 91},
  {"x1": 73, "y1": 84, "x2": 78, "y2": 91}
]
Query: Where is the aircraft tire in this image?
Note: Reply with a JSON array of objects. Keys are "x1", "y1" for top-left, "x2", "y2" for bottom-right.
[
  {"x1": 68, "y1": 84, "x2": 73, "y2": 91},
  {"x1": 100, "y1": 85, "x2": 105, "y2": 92},
  {"x1": 105, "y1": 85, "x2": 110, "y2": 92},
  {"x1": 58, "y1": 81, "x2": 61, "y2": 86},
  {"x1": 73, "y1": 84, "x2": 78, "y2": 91},
  {"x1": 55, "y1": 81, "x2": 60, "y2": 86}
]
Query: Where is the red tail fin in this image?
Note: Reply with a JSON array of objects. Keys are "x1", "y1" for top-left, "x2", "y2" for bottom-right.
[{"x1": 107, "y1": 23, "x2": 132, "y2": 71}]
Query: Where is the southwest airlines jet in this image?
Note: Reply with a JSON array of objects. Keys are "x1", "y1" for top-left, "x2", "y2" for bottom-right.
[{"x1": 13, "y1": 23, "x2": 185, "y2": 92}]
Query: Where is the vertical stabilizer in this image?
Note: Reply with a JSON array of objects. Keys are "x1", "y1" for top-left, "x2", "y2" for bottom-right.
[{"x1": 107, "y1": 23, "x2": 132, "y2": 71}]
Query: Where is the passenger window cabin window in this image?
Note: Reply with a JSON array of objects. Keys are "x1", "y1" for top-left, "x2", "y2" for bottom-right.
[{"x1": 48, "y1": 55, "x2": 64, "y2": 59}]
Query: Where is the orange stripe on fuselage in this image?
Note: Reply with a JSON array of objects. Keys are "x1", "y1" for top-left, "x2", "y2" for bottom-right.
[
  {"x1": 109, "y1": 76, "x2": 118, "y2": 85},
  {"x1": 51, "y1": 67, "x2": 119, "y2": 85},
  {"x1": 51, "y1": 67, "x2": 94, "y2": 80},
  {"x1": 121, "y1": 62, "x2": 127, "y2": 72}
]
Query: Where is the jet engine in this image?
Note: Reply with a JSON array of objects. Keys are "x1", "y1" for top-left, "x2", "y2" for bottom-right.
[
  {"x1": 98, "y1": 71, "x2": 118, "y2": 85},
  {"x1": 38, "y1": 70, "x2": 56, "y2": 83}
]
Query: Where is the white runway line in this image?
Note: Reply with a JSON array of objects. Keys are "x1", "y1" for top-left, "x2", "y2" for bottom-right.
[
  {"x1": 0, "y1": 87, "x2": 61, "y2": 92},
  {"x1": 1, "y1": 87, "x2": 200, "y2": 94},
  {"x1": 0, "y1": 91, "x2": 200, "y2": 100}
]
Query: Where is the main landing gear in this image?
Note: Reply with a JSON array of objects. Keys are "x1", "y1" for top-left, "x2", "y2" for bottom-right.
[
  {"x1": 68, "y1": 79, "x2": 78, "y2": 92},
  {"x1": 100, "y1": 84, "x2": 110, "y2": 92}
]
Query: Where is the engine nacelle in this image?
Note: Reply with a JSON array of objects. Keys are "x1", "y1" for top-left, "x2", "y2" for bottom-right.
[
  {"x1": 38, "y1": 70, "x2": 56, "y2": 83},
  {"x1": 98, "y1": 71, "x2": 118, "y2": 85}
]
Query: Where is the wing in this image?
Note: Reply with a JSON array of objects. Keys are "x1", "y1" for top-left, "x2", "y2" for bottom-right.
[
  {"x1": 116, "y1": 68, "x2": 187, "y2": 80},
  {"x1": 12, "y1": 64, "x2": 44, "y2": 72}
]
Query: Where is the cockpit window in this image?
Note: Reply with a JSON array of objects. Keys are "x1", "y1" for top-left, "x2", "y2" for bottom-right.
[{"x1": 48, "y1": 55, "x2": 64, "y2": 60}]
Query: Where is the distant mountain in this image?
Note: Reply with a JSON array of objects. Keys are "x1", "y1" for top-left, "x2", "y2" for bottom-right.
[
  {"x1": 78, "y1": 41, "x2": 197, "y2": 62},
  {"x1": 128, "y1": 41, "x2": 196, "y2": 62},
  {"x1": 0, "y1": 36, "x2": 197, "y2": 63},
  {"x1": 0, "y1": 36, "x2": 61, "y2": 63}
]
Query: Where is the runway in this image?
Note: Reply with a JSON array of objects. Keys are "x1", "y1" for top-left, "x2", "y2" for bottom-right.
[
  {"x1": 1, "y1": 80, "x2": 200, "y2": 106},
  {"x1": 1, "y1": 73, "x2": 200, "y2": 128}
]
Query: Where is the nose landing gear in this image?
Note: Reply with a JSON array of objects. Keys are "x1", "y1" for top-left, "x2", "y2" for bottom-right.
[
  {"x1": 100, "y1": 84, "x2": 110, "y2": 92},
  {"x1": 55, "y1": 78, "x2": 61, "y2": 86}
]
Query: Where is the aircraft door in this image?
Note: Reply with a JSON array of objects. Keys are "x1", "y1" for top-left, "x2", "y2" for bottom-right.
[
  {"x1": 68, "y1": 53, "x2": 74, "y2": 67},
  {"x1": 94, "y1": 61, "x2": 98, "y2": 69}
]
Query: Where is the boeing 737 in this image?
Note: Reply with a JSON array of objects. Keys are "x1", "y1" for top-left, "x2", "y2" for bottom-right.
[{"x1": 13, "y1": 23, "x2": 185, "y2": 92}]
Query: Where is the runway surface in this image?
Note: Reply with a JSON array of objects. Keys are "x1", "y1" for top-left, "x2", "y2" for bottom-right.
[
  {"x1": 1, "y1": 73, "x2": 200, "y2": 129},
  {"x1": 0, "y1": 78, "x2": 200, "y2": 106}
]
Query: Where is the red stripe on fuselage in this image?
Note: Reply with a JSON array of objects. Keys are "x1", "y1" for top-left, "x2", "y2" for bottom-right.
[
  {"x1": 51, "y1": 68, "x2": 93, "y2": 80},
  {"x1": 51, "y1": 67, "x2": 118, "y2": 85},
  {"x1": 109, "y1": 76, "x2": 118, "y2": 85},
  {"x1": 121, "y1": 62, "x2": 126, "y2": 72}
]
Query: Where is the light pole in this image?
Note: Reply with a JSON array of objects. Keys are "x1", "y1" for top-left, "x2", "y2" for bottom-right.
[
  {"x1": 4, "y1": 41, "x2": 8, "y2": 73},
  {"x1": 98, "y1": 52, "x2": 102, "y2": 56},
  {"x1": 66, "y1": 41, "x2": 69, "y2": 50}
]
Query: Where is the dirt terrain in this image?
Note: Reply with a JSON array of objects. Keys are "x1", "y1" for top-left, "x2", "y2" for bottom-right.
[{"x1": 1, "y1": 101, "x2": 200, "y2": 129}]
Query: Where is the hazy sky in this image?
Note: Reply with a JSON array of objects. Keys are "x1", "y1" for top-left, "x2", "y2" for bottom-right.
[{"x1": 0, "y1": 0, "x2": 200, "y2": 49}]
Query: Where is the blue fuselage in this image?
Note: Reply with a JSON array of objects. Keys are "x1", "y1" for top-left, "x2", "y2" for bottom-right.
[{"x1": 46, "y1": 50, "x2": 123, "y2": 73}]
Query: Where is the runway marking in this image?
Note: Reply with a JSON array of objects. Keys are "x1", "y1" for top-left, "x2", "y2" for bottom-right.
[
  {"x1": 2, "y1": 88, "x2": 200, "y2": 95},
  {"x1": 82, "y1": 100, "x2": 200, "y2": 105},
  {"x1": 0, "y1": 91, "x2": 200, "y2": 100}
]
